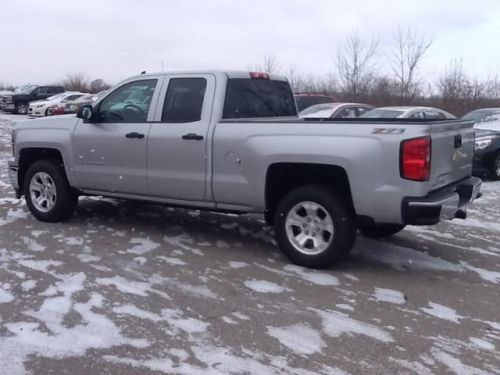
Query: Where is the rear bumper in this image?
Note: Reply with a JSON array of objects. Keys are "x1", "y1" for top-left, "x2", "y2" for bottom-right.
[{"x1": 402, "y1": 177, "x2": 482, "y2": 225}]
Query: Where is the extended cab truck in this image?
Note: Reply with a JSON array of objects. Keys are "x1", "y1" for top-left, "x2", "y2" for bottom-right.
[
  {"x1": 2, "y1": 85, "x2": 65, "y2": 114},
  {"x1": 8, "y1": 71, "x2": 481, "y2": 268}
]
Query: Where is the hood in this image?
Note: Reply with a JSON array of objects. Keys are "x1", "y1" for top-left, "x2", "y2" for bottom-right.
[
  {"x1": 475, "y1": 128, "x2": 500, "y2": 139},
  {"x1": 15, "y1": 114, "x2": 78, "y2": 130}
]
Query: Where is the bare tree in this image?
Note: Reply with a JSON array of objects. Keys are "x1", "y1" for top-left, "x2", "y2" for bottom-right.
[
  {"x1": 391, "y1": 27, "x2": 433, "y2": 100},
  {"x1": 246, "y1": 55, "x2": 281, "y2": 74},
  {"x1": 62, "y1": 72, "x2": 89, "y2": 92},
  {"x1": 89, "y1": 78, "x2": 111, "y2": 93},
  {"x1": 336, "y1": 31, "x2": 378, "y2": 101}
]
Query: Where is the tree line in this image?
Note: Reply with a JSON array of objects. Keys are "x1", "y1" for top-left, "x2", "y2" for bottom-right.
[{"x1": 248, "y1": 28, "x2": 500, "y2": 116}]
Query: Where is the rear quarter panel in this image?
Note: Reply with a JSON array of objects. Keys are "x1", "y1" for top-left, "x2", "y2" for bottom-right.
[{"x1": 212, "y1": 120, "x2": 436, "y2": 223}]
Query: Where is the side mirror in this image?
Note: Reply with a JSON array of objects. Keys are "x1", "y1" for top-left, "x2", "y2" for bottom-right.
[{"x1": 78, "y1": 105, "x2": 94, "y2": 122}]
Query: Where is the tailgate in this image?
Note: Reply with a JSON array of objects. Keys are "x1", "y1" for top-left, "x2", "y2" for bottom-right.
[{"x1": 428, "y1": 120, "x2": 475, "y2": 190}]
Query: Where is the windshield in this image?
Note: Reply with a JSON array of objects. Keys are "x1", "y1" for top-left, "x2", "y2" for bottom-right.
[
  {"x1": 299, "y1": 104, "x2": 338, "y2": 118},
  {"x1": 22, "y1": 85, "x2": 38, "y2": 94},
  {"x1": 360, "y1": 109, "x2": 404, "y2": 118},
  {"x1": 473, "y1": 111, "x2": 500, "y2": 131},
  {"x1": 463, "y1": 110, "x2": 500, "y2": 123}
]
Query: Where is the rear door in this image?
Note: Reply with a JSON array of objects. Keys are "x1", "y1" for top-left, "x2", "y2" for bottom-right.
[
  {"x1": 147, "y1": 74, "x2": 215, "y2": 201},
  {"x1": 72, "y1": 77, "x2": 161, "y2": 195}
]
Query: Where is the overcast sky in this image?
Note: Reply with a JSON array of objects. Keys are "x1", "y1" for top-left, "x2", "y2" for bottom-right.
[{"x1": 0, "y1": 0, "x2": 499, "y2": 86}]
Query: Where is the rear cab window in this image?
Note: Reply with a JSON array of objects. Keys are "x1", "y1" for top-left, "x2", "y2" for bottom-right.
[{"x1": 223, "y1": 78, "x2": 297, "y2": 119}]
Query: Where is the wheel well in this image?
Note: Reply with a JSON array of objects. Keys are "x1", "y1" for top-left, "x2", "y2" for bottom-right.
[
  {"x1": 18, "y1": 148, "x2": 64, "y2": 193},
  {"x1": 265, "y1": 163, "x2": 354, "y2": 224}
]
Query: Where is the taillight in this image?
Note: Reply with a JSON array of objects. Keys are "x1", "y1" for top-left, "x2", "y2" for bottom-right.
[
  {"x1": 401, "y1": 136, "x2": 431, "y2": 181},
  {"x1": 249, "y1": 72, "x2": 270, "y2": 79}
]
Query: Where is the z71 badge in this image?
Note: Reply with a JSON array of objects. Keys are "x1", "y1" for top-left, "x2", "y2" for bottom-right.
[{"x1": 372, "y1": 128, "x2": 406, "y2": 135}]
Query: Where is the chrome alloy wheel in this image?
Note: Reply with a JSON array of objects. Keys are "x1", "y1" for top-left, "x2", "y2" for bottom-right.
[
  {"x1": 29, "y1": 172, "x2": 57, "y2": 213},
  {"x1": 285, "y1": 201, "x2": 334, "y2": 255}
]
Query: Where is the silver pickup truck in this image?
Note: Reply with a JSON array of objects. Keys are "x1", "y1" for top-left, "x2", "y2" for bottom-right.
[{"x1": 8, "y1": 71, "x2": 481, "y2": 268}]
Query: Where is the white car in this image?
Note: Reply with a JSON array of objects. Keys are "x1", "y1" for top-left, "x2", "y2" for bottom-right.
[
  {"x1": 361, "y1": 106, "x2": 456, "y2": 120},
  {"x1": 299, "y1": 102, "x2": 374, "y2": 119},
  {"x1": 28, "y1": 92, "x2": 87, "y2": 117}
]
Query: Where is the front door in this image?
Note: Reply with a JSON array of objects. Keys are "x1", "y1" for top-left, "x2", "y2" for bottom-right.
[
  {"x1": 72, "y1": 78, "x2": 160, "y2": 195},
  {"x1": 147, "y1": 74, "x2": 215, "y2": 201}
]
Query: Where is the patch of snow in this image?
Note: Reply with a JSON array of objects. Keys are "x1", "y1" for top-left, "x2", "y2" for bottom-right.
[
  {"x1": 461, "y1": 262, "x2": 500, "y2": 284},
  {"x1": 0, "y1": 287, "x2": 14, "y2": 303},
  {"x1": 228, "y1": 261, "x2": 248, "y2": 269},
  {"x1": 335, "y1": 304, "x2": 354, "y2": 311},
  {"x1": 432, "y1": 348, "x2": 489, "y2": 375},
  {"x1": 128, "y1": 237, "x2": 160, "y2": 255},
  {"x1": 20, "y1": 280, "x2": 37, "y2": 291},
  {"x1": 374, "y1": 288, "x2": 406, "y2": 304},
  {"x1": 158, "y1": 256, "x2": 186, "y2": 266},
  {"x1": 96, "y1": 276, "x2": 152, "y2": 296},
  {"x1": 244, "y1": 279, "x2": 288, "y2": 294},
  {"x1": 22, "y1": 236, "x2": 46, "y2": 252},
  {"x1": 267, "y1": 324, "x2": 325, "y2": 355},
  {"x1": 353, "y1": 237, "x2": 463, "y2": 272},
  {"x1": 421, "y1": 302, "x2": 464, "y2": 324},
  {"x1": 469, "y1": 337, "x2": 495, "y2": 351},
  {"x1": 283, "y1": 264, "x2": 340, "y2": 286},
  {"x1": 312, "y1": 308, "x2": 394, "y2": 343},
  {"x1": 222, "y1": 316, "x2": 238, "y2": 324},
  {"x1": 18, "y1": 259, "x2": 63, "y2": 272}
]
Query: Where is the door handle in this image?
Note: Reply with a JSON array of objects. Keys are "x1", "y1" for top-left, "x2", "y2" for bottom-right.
[
  {"x1": 182, "y1": 133, "x2": 204, "y2": 141},
  {"x1": 454, "y1": 134, "x2": 462, "y2": 148},
  {"x1": 126, "y1": 132, "x2": 145, "y2": 139}
]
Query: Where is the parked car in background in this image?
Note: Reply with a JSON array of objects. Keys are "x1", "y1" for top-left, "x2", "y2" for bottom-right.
[
  {"x1": 64, "y1": 91, "x2": 108, "y2": 114},
  {"x1": 299, "y1": 102, "x2": 374, "y2": 119},
  {"x1": 361, "y1": 106, "x2": 456, "y2": 119},
  {"x1": 28, "y1": 92, "x2": 86, "y2": 117},
  {"x1": 464, "y1": 108, "x2": 500, "y2": 131},
  {"x1": 1, "y1": 85, "x2": 65, "y2": 114},
  {"x1": 0, "y1": 84, "x2": 36, "y2": 111},
  {"x1": 294, "y1": 93, "x2": 337, "y2": 111},
  {"x1": 463, "y1": 108, "x2": 500, "y2": 180}
]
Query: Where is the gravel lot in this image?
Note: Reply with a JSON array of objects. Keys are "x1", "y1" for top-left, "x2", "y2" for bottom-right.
[{"x1": 0, "y1": 113, "x2": 499, "y2": 374}]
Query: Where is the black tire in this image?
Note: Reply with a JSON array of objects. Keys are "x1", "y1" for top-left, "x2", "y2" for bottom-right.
[
  {"x1": 14, "y1": 102, "x2": 28, "y2": 115},
  {"x1": 358, "y1": 223, "x2": 405, "y2": 238},
  {"x1": 273, "y1": 185, "x2": 357, "y2": 269},
  {"x1": 490, "y1": 154, "x2": 500, "y2": 181},
  {"x1": 45, "y1": 108, "x2": 50, "y2": 116},
  {"x1": 24, "y1": 159, "x2": 78, "y2": 222}
]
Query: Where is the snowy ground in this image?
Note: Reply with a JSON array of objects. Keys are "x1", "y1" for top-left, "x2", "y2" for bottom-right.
[{"x1": 0, "y1": 112, "x2": 499, "y2": 374}]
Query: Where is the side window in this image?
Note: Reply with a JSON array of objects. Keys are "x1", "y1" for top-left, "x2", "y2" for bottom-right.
[
  {"x1": 356, "y1": 107, "x2": 371, "y2": 116},
  {"x1": 425, "y1": 111, "x2": 446, "y2": 120},
  {"x1": 409, "y1": 111, "x2": 425, "y2": 119},
  {"x1": 98, "y1": 79, "x2": 157, "y2": 123},
  {"x1": 335, "y1": 107, "x2": 357, "y2": 118},
  {"x1": 38, "y1": 87, "x2": 49, "y2": 95},
  {"x1": 161, "y1": 78, "x2": 207, "y2": 123},
  {"x1": 66, "y1": 94, "x2": 82, "y2": 101}
]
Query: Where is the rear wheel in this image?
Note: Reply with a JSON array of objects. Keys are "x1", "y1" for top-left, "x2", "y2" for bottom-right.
[
  {"x1": 358, "y1": 223, "x2": 405, "y2": 238},
  {"x1": 14, "y1": 102, "x2": 28, "y2": 115},
  {"x1": 273, "y1": 185, "x2": 357, "y2": 269},
  {"x1": 491, "y1": 154, "x2": 500, "y2": 180},
  {"x1": 24, "y1": 159, "x2": 78, "y2": 222}
]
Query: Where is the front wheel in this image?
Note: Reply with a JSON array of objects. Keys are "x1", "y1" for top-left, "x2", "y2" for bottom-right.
[
  {"x1": 358, "y1": 223, "x2": 405, "y2": 238},
  {"x1": 274, "y1": 185, "x2": 357, "y2": 269},
  {"x1": 491, "y1": 154, "x2": 500, "y2": 180},
  {"x1": 14, "y1": 102, "x2": 28, "y2": 115},
  {"x1": 24, "y1": 159, "x2": 78, "y2": 222}
]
